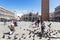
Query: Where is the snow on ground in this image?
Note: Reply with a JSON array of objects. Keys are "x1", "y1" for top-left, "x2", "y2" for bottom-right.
[{"x1": 0, "y1": 21, "x2": 60, "y2": 40}]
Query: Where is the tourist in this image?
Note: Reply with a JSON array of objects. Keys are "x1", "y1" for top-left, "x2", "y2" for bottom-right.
[
  {"x1": 8, "y1": 25, "x2": 15, "y2": 35},
  {"x1": 35, "y1": 19, "x2": 40, "y2": 27},
  {"x1": 4, "y1": 19, "x2": 6, "y2": 25},
  {"x1": 13, "y1": 21, "x2": 17, "y2": 27}
]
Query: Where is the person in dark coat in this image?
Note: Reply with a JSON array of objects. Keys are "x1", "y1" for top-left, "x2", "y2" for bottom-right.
[
  {"x1": 13, "y1": 21, "x2": 17, "y2": 27},
  {"x1": 35, "y1": 19, "x2": 40, "y2": 27}
]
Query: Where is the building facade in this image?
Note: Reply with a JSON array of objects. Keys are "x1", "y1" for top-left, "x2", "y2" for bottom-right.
[
  {"x1": 41, "y1": 0, "x2": 49, "y2": 21},
  {"x1": 0, "y1": 7, "x2": 15, "y2": 21},
  {"x1": 54, "y1": 5, "x2": 60, "y2": 22},
  {"x1": 20, "y1": 12, "x2": 40, "y2": 22},
  {"x1": 50, "y1": 5, "x2": 60, "y2": 22},
  {"x1": 49, "y1": 12, "x2": 55, "y2": 21}
]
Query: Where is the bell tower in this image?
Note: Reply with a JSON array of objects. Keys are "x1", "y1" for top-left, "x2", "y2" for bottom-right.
[{"x1": 41, "y1": 0, "x2": 49, "y2": 21}]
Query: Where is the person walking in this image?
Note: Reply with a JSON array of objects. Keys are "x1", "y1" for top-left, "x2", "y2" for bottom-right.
[
  {"x1": 4, "y1": 19, "x2": 6, "y2": 25},
  {"x1": 13, "y1": 21, "x2": 17, "y2": 27},
  {"x1": 35, "y1": 19, "x2": 40, "y2": 27}
]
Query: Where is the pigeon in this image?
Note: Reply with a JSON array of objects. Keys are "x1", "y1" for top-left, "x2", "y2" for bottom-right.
[
  {"x1": 7, "y1": 36, "x2": 11, "y2": 39},
  {"x1": 29, "y1": 35, "x2": 31, "y2": 38},
  {"x1": 2, "y1": 34, "x2": 5, "y2": 38},
  {"x1": 19, "y1": 38, "x2": 21, "y2": 40}
]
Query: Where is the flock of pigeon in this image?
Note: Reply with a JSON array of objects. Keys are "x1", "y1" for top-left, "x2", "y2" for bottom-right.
[{"x1": 0, "y1": 21, "x2": 60, "y2": 40}]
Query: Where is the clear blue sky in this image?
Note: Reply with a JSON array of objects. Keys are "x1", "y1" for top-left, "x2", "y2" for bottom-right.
[{"x1": 0, "y1": 0, "x2": 60, "y2": 16}]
